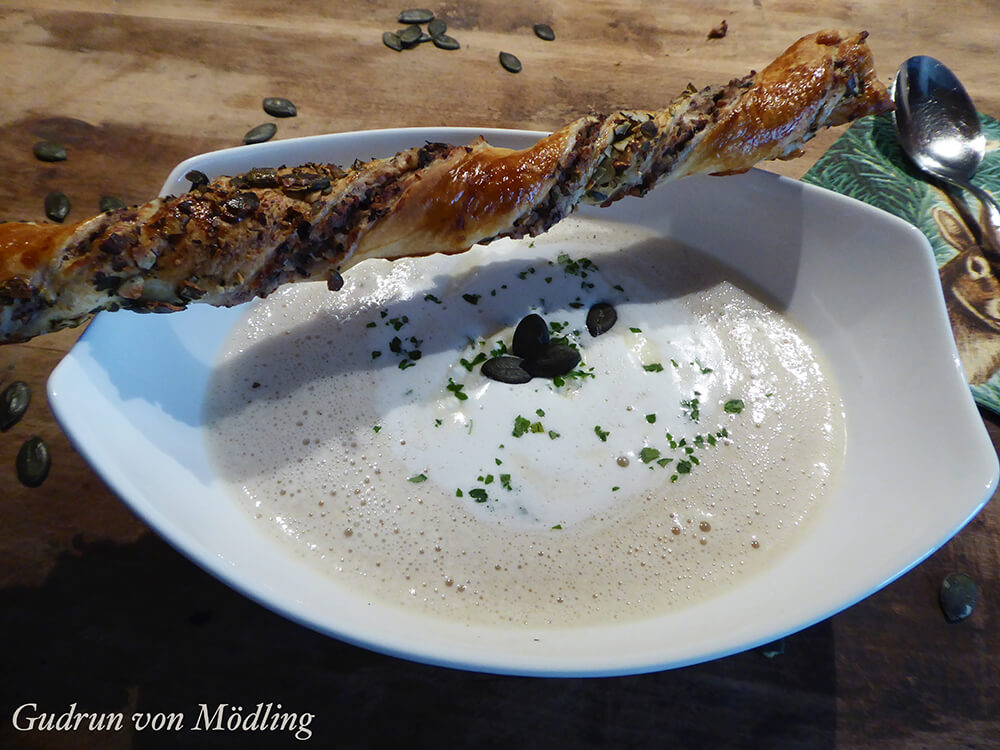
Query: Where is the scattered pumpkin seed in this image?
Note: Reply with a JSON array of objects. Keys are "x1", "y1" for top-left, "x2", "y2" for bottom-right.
[
  {"x1": 428, "y1": 18, "x2": 447, "y2": 38},
  {"x1": 398, "y1": 8, "x2": 434, "y2": 24},
  {"x1": 99, "y1": 195, "x2": 126, "y2": 212},
  {"x1": 33, "y1": 141, "x2": 67, "y2": 162},
  {"x1": 397, "y1": 25, "x2": 423, "y2": 46},
  {"x1": 383, "y1": 31, "x2": 404, "y2": 51},
  {"x1": 185, "y1": 170, "x2": 209, "y2": 189},
  {"x1": 586, "y1": 302, "x2": 617, "y2": 337},
  {"x1": 523, "y1": 343, "x2": 581, "y2": 378},
  {"x1": 244, "y1": 167, "x2": 280, "y2": 188},
  {"x1": 44, "y1": 191, "x2": 70, "y2": 222},
  {"x1": 533, "y1": 23, "x2": 555, "y2": 41},
  {"x1": 16, "y1": 435, "x2": 50, "y2": 488},
  {"x1": 512, "y1": 313, "x2": 550, "y2": 359},
  {"x1": 0, "y1": 380, "x2": 30, "y2": 432},
  {"x1": 262, "y1": 96, "x2": 297, "y2": 118},
  {"x1": 939, "y1": 572, "x2": 978, "y2": 623},
  {"x1": 243, "y1": 122, "x2": 277, "y2": 145},
  {"x1": 639, "y1": 119, "x2": 659, "y2": 138},
  {"x1": 432, "y1": 33, "x2": 460, "y2": 50},
  {"x1": 482, "y1": 356, "x2": 533, "y2": 384},
  {"x1": 499, "y1": 51, "x2": 522, "y2": 73}
]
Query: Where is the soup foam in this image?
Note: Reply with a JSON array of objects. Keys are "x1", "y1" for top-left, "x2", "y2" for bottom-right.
[{"x1": 204, "y1": 218, "x2": 844, "y2": 627}]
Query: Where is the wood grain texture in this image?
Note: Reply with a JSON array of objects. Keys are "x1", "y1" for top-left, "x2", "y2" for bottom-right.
[{"x1": 0, "y1": 2, "x2": 997, "y2": 748}]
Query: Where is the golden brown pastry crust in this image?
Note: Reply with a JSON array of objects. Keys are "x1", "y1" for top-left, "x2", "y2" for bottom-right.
[{"x1": 0, "y1": 30, "x2": 891, "y2": 343}]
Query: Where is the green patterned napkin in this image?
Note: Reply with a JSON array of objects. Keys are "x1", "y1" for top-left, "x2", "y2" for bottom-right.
[{"x1": 803, "y1": 112, "x2": 1000, "y2": 413}]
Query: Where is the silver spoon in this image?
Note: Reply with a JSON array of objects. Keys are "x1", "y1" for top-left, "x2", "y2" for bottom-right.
[{"x1": 893, "y1": 55, "x2": 1000, "y2": 224}]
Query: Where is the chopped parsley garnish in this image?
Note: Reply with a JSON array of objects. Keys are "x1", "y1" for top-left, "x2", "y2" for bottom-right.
[
  {"x1": 388, "y1": 315, "x2": 408, "y2": 331},
  {"x1": 643, "y1": 363, "x2": 664, "y2": 373},
  {"x1": 551, "y1": 524, "x2": 563, "y2": 530},
  {"x1": 629, "y1": 327, "x2": 642, "y2": 333},
  {"x1": 681, "y1": 396, "x2": 701, "y2": 422},
  {"x1": 408, "y1": 473, "x2": 427, "y2": 483},
  {"x1": 371, "y1": 351, "x2": 382, "y2": 359},
  {"x1": 373, "y1": 424, "x2": 381, "y2": 433},
  {"x1": 639, "y1": 447, "x2": 660, "y2": 464},
  {"x1": 724, "y1": 399, "x2": 745, "y2": 414},
  {"x1": 512, "y1": 415, "x2": 531, "y2": 437},
  {"x1": 460, "y1": 352, "x2": 488, "y2": 371},
  {"x1": 594, "y1": 425, "x2": 610, "y2": 442},
  {"x1": 424, "y1": 293, "x2": 442, "y2": 304},
  {"x1": 469, "y1": 488, "x2": 489, "y2": 503},
  {"x1": 500, "y1": 474, "x2": 512, "y2": 490},
  {"x1": 446, "y1": 378, "x2": 468, "y2": 401},
  {"x1": 645, "y1": 413, "x2": 656, "y2": 424},
  {"x1": 462, "y1": 293, "x2": 481, "y2": 305}
]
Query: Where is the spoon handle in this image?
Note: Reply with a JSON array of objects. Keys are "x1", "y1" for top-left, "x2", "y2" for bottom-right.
[{"x1": 965, "y1": 182, "x2": 1000, "y2": 234}]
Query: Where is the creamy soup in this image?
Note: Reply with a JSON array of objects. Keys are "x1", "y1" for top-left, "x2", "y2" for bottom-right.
[{"x1": 204, "y1": 218, "x2": 844, "y2": 627}]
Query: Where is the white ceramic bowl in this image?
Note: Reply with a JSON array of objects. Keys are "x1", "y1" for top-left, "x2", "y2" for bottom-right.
[{"x1": 48, "y1": 128, "x2": 998, "y2": 676}]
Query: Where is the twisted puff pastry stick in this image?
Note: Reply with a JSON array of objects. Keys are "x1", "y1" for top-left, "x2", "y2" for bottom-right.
[{"x1": 0, "y1": 30, "x2": 891, "y2": 343}]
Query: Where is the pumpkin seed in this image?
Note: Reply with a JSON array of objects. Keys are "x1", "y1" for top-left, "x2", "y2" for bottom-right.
[
  {"x1": 499, "y1": 51, "x2": 522, "y2": 73},
  {"x1": 0, "y1": 380, "x2": 30, "y2": 432},
  {"x1": 44, "y1": 191, "x2": 70, "y2": 223},
  {"x1": 523, "y1": 343, "x2": 581, "y2": 378},
  {"x1": 482, "y1": 356, "x2": 533, "y2": 384},
  {"x1": 33, "y1": 141, "x2": 67, "y2": 162},
  {"x1": 262, "y1": 96, "x2": 297, "y2": 118},
  {"x1": 533, "y1": 23, "x2": 555, "y2": 41},
  {"x1": 244, "y1": 167, "x2": 280, "y2": 188},
  {"x1": 185, "y1": 169, "x2": 209, "y2": 189},
  {"x1": 243, "y1": 122, "x2": 277, "y2": 145},
  {"x1": 639, "y1": 119, "x2": 659, "y2": 138},
  {"x1": 512, "y1": 313, "x2": 549, "y2": 359},
  {"x1": 383, "y1": 31, "x2": 404, "y2": 51},
  {"x1": 397, "y1": 25, "x2": 422, "y2": 46},
  {"x1": 16, "y1": 435, "x2": 50, "y2": 488},
  {"x1": 432, "y1": 33, "x2": 460, "y2": 50},
  {"x1": 428, "y1": 18, "x2": 447, "y2": 38},
  {"x1": 222, "y1": 191, "x2": 260, "y2": 221},
  {"x1": 586, "y1": 302, "x2": 617, "y2": 337},
  {"x1": 398, "y1": 8, "x2": 434, "y2": 24},
  {"x1": 99, "y1": 195, "x2": 126, "y2": 212},
  {"x1": 940, "y1": 572, "x2": 978, "y2": 623}
]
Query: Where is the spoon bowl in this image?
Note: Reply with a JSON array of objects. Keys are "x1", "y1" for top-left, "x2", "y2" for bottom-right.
[{"x1": 893, "y1": 55, "x2": 999, "y2": 219}]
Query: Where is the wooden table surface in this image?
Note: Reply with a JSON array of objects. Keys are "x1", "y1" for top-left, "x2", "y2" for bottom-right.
[{"x1": 1, "y1": 2, "x2": 997, "y2": 748}]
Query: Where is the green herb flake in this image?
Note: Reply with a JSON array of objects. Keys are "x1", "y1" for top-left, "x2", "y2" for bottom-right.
[
  {"x1": 676, "y1": 460, "x2": 692, "y2": 474},
  {"x1": 434, "y1": 418, "x2": 443, "y2": 427},
  {"x1": 643, "y1": 363, "x2": 664, "y2": 373},
  {"x1": 446, "y1": 378, "x2": 468, "y2": 401},
  {"x1": 469, "y1": 488, "x2": 489, "y2": 503},
  {"x1": 462, "y1": 293, "x2": 481, "y2": 305},
  {"x1": 500, "y1": 474, "x2": 512, "y2": 490},
  {"x1": 424, "y1": 293, "x2": 442, "y2": 304},
  {"x1": 529, "y1": 421, "x2": 545, "y2": 434},
  {"x1": 408, "y1": 473, "x2": 427, "y2": 483},
  {"x1": 460, "y1": 352, "x2": 488, "y2": 371},
  {"x1": 629, "y1": 327, "x2": 642, "y2": 333},
  {"x1": 371, "y1": 350, "x2": 382, "y2": 359},
  {"x1": 551, "y1": 524, "x2": 563, "y2": 530},
  {"x1": 535, "y1": 408, "x2": 545, "y2": 417},
  {"x1": 639, "y1": 447, "x2": 661, "y2": 464},
  {"x1": 594, "y1": 425, "x2": 610, "y2": 442},
  {"x1": 398, "y1": 360, "x2": 416, "y2": 370},
  {"x1": 656, "y1": 457, "x2": 674, "y2": 468},
  {"x1": 373, "y1": 424, "x2": 382, "y2": 433},
  {"x1": 645, "y1": 413, "x2": 656, "y2": 424},
  {"x1": 366, "y1": 321, "x2": 377, "y2": 328},
  {"x1": 512, "y1": 415, "x2": 531, "y2": 437},
  {"x1": 456, "y1": 488, "x2": 463, "y2": 497},
  {"x1": 548, "y1": 430, "x2": 561, "y2": 440},
  {"x1": 724, "y1": 398, "x2": 745, "y2": 414}
]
